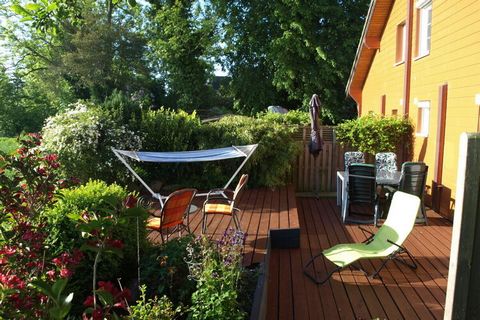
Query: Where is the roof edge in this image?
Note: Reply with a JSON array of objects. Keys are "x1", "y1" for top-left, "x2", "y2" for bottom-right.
[{"x1": 345, "y1": 0, "x2": 378, "y2": 97}]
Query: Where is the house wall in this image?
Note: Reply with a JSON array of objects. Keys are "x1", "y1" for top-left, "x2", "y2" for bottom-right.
[{"x1": 360, "y1": 0, "x2": 480, "y2": 218}]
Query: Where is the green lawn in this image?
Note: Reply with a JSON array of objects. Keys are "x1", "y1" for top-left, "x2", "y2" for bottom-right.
[{"x1": 0, "y1": 137, "x2": 19, "y2": 154}]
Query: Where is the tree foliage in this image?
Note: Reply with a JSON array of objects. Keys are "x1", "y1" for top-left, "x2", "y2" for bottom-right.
[
  {"x1": 146, "y1": 0, "x2": 219, "y2": 111},
  {"x1": 1, "y1": 0, "x2": 370, "y2": 136},
  {"x1": 213, "y1": 0, "x2": 369, "y2": 122}
]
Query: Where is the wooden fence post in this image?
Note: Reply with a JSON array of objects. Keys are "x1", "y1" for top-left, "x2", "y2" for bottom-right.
[{"x1": 444, "y1": 133, "x2": 480, "y2": 319}]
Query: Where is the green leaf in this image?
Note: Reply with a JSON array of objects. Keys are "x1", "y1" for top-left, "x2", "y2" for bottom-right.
[
  {"x1": 31, "y1": 279, "x2": 56, "y2": 303},
  {"x1": 24, "y1": 3, "x2": 41, "y2": 11},
  {"x1": 46, "y1": 2, "x2": 58, "y2": 12},
  {"x1": 67, "y1": 213, "x2": 82, "y2": 221},
  {"x1": 127, "y1": 0, "x2": 137, "y2": 7},
  {"x1": 96, "y1": 290, "x2": 114, "y2": 306},
  {"x1": 52, "y1": 278, "x2": 68, "y2": 299},
  {"x1": 10, "y1": 4, "x2": 31, "y2": 16}
]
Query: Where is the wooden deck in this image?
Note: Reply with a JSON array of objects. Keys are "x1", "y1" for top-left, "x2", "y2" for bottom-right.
[
  {"x1": 148, "y1": 186, "x2": 452, "y2": 319},
  {"x1": 267, "y1": 196, "x2": 452, "y2": 320},
  {"x1": 149, "y1": 185, "x2": 299, "y2": 266}
]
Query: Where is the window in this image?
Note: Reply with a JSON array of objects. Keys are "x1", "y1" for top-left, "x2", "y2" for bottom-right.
[
  {"x1": 416, "y1": 0, "x2": 432, "y2": 57},
  {"x1": 392, "y1": 109, "x2": 398, "y2": 116},
  {"x1": 395, "y1": 22, "x2": 407, "y2": 64},
  {"x1": 416, "y1": 100, "x2": 430, "y2": 136}
]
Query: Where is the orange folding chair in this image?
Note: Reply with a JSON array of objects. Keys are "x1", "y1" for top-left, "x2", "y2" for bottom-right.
[
  {"x1": 146, "y1": 188, "x2": 197, "y2": 243},
  {"x1": 202, "y1": 174, "x2": 248, "y2": 234}
]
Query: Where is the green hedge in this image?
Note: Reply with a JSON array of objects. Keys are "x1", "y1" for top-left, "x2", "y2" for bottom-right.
[
  {"x1": 42, "y1": 102, "x2": 304, "y2": 190},
  {"x1": 335, "y1": 114, "x2": 413, "y2": 156}
]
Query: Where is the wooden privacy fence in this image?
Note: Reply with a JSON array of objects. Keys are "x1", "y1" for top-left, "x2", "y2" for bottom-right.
[{"x1": 291, "y1": 126, "x2": 410, "y2": 194}]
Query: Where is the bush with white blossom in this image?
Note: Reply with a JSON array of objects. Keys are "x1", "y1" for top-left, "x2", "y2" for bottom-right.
[{"x1": 42, "y1": 101, "x2": 142, "y2": 183}]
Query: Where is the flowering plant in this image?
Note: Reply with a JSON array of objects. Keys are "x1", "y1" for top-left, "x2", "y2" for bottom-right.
[
  {"x1": 67, "y1": 194, "x2": 146, "y2": 319},
  {"x1": 82, "y1": 281, "x2": 131, "y2": 320},
  {"x1": 186, "y1": 228, "x2": 246, "y2": 319},
  {"x1": 42, "y1": 101, "x2": 143, "y2": 184},
  {"x1": 0, "y1": 133, "x2": 82, "y2": 318}
]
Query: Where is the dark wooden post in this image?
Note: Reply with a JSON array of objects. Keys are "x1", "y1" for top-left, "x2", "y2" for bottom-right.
[{"x1": 444, "y1": 133, "x2": 480, "y2": 319}]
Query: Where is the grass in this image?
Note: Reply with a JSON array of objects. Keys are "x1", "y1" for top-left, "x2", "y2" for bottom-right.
[{"x1": 0, "y1": 137, "x2": 19, "y2": 154}]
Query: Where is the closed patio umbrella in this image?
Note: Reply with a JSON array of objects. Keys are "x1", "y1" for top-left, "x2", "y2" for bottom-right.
[{"x1": 308, "y1": 94, "x2": 323, "y2": 157}]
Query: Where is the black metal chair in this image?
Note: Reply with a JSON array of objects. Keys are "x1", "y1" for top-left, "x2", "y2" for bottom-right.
[
  {"x1": 399, "y1": 162, "x2": 429, "y2": 224},
  {"x1": 385, "y1": 162, "x2": 429, "y2": 224},
  {"x1": 343, "y1": 163, "x2": 380, "y2": 224}
]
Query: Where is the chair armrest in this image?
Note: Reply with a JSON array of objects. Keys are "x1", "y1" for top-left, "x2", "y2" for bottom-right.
[
  {"x1": 207, "y1": 188, "x2": 234, "y2": 200},
  {"x1": 359, "y1": 226, "x2": 375, "y2": 244}
]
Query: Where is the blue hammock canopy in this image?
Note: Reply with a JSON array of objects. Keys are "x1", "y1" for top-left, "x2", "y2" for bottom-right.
[{"x1": 112, "y1": 144, "x2": 258, "y2": 207}]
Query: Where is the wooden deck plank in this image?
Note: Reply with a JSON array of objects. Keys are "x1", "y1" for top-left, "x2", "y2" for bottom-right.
[
  {"x1": 278, "y1": 250, "x2": 294, "y2": 320},
  {"x1": 266, "y1": 250, "x2": 280, "y2": 320},
  {"x1": 252, "y1": 188, "x2": 273, "y2": 264},
  {"x1": 243, "y1": 189, "x2": 266, "y2": 266},
  {"x1": 300, "y1": 199, "x2": 340, "y2": 320},
  {"x1": 297, "y1": 199, "x2": 330, "y2": 320}
]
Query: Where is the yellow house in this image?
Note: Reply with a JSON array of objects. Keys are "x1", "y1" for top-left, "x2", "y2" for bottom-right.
[{"x1": 346, "y1": 0, "x2": 480, "y2": 219}]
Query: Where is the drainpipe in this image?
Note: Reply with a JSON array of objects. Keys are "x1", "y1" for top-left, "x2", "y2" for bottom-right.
[{"x1": 403, "y1": 0, "x2": 414, "y2": 117}]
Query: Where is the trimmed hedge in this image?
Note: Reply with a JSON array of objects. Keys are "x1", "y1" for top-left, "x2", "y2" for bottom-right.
[{"x1": 335, "y1": 114, "x2": 413, "y2": 156}]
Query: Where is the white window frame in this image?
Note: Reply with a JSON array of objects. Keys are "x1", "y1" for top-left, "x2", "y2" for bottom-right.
[
  {"x1": 417, "y1": 0, "x2": 432, "y2": 58},
  {"x1": 416, "y1": 100, "x2": 430, "y2": 137}
]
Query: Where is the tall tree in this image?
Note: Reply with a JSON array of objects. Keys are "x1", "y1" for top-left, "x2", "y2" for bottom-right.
[
  {"x1": 213, "y1": 1, "x2": 287, "y2": 115},
  {"x1": 213, "y1": 0, "x2": 369, "y2": 122},
  {"x1": 146, "y1": 0, "x2": 219, "y2": 111}
]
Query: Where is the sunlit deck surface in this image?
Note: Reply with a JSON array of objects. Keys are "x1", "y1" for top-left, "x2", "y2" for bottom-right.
[{"x1": 149, "y1": 186, "x2": 452, "y2": 319}]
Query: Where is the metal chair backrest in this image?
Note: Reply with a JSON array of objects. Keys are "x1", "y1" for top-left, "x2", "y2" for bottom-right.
[
  {"x1": 158, "y1": 188, "x2": 197, "y2": 228},
  {"x1": 348, "y1": 163, "x2": 376, "y2": 204},
  {"x1": 399, "y1": 162, "x2": 428, "y2": 198},
  {"x1": 344, "y1": 151, "x2": 365, "y2": 171},
  {"x1": 375, "y1": 152, "x2": 397, "y2": 174}
]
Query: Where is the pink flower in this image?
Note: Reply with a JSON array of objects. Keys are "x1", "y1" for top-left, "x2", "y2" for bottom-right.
[
  {"x1": 83, "y1": 295, "x2": 95, "y2": 307},
  {"x1": 52, "y1": 257, "x2": 62, "y2": 267},
  {"x1": 37, "y1": 167, "x2": 46, "y2": 176},
  {"x1": 46, "y1": 270, "x2": 56, "y2": 281},
  {"x1": 59, "y1": 268, "x2": 72, "y2": 278},
  {"x1": 92, "y1": 308, "x2": 103, "y2": 320}
]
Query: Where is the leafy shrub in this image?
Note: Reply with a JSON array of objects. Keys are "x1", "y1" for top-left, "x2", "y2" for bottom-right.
[
  {"x1": 0, "y1": 137, "x2": 18, "y2": 154},
  {"x1": 198, "y1": 115, "x2": 300, "y2": 188},
  {"x1": 128, "y1": 285, "x2": 182, "y2": 320},
  {"x1": 140, "y1": 108, "x2": 201, "y2": 151},
  {"x1": 42, "y1": 180, "x2": 147, "y2": 316},
  {"x1": 102, "y1": 89, "x2": 143, "y2": 128},
  {"x1": 140, "y1": 235, "x2": 196, "y2": 307},
  {"x1": 335, "y1": 114, "x2": 414, "y2": 156},
  {"x1": 42, "y1": 101, "x2": 143, "y2": 184}
]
